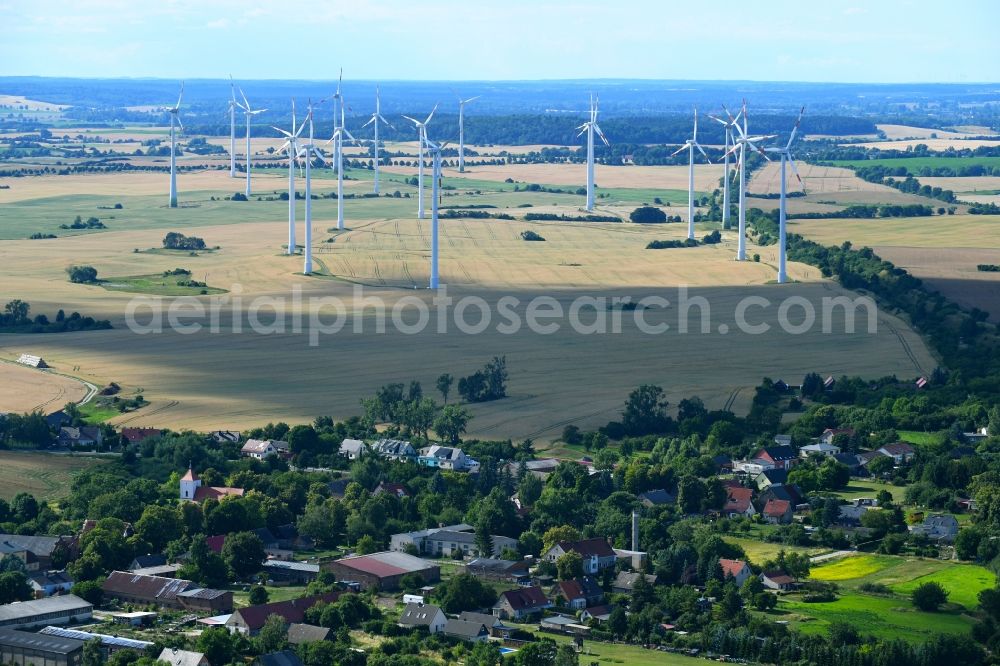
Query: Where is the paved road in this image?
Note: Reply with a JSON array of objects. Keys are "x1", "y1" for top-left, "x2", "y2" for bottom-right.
[{"x1": 810, "y1": 549, "x2": 855, "y2": 564}]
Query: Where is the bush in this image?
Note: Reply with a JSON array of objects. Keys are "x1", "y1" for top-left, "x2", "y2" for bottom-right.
[
  {"x1": 647, "y1": 239, "x2": 698, "y2": 249},
  {"x1": 232, "y1": 192, "x2": 248, "y2": 201},
  {"x1": 520, "y1": 230, "x2": 545, "y2": 241},
  {"x1": 163, "y1": 232, "x2": 207, "y2": 251},
  {"x1": 702, "y1": 230, "x2": 722, "y2": 244},
  {"x1": 912, "y1": 581, "x2": 948, "y2": 611},
  {"x1": 629, "y1": 206, "x2": 667, "y2": 224},
  {"x1": 67, "y1": 265, "x2": 99, "y2": 283}
]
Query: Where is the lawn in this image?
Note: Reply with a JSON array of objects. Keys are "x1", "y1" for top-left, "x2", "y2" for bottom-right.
[
  {"x1": 78, "y1": 400, "x2": 123, "y2": 423},
  {"x1": 100, "y1": 272, "x2": 228, "y2": 296},
  {"x1": 811, "y1": 554, "x2": 897, "y2": 581},
  {"x1": 778, "y1": 592, "x2": 975, "y2": 642},
  {"x1": 897, "y1": 430, "x2": 943, "y2": 447},
  {"x1": 509, "y1": 621, "x2": 713, "y2": 665},
  {"x1": 230, "y1": 584, "x2": 309, "y2": 607},
  {"x1": 0, "y1": 451, "x2": 107, "y2": 501},
  {"x1": 832, "y1": 481, "x2": 906, "y2": 503}
]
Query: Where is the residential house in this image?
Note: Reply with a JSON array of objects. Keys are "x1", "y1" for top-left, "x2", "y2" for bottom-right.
[
  {"x1": 443, "y1": 618, "x2": 490, "y2": 642},
  {"x1": 338, "y1": 438, "x2": 367, "y2": 460},
  {"x1": 837, "y1": 505, "x2": 869, "y2": 526},
  {"x1": 877, "y1": 442, "x2": 916, "y2": 465},
  {"x1": 506, "y1": 458, "x2": 561, "y2": 480},
  {"x1": 833, "y1": 452, "x2": 863, "y2": 473},
  {"x1": 45, "y1": 410, "x2": 71, "y2": 429},
  {"x1": 179, "y1": 466, "x2": 244, "y2": 502},
  {"x1": 638, "y1": 489, "x2": 676, "y2": 507},
  {"x1": 912, "y1": 514, "x2": 959, "y2": 542},
  {"x1": 286, "y1": 623, "x2": 332, "y2": 645},
  {"x1": 762, "y1": 499, "x2": 793, "y2": 525},
  {"x1": 398, "y1": 602, "x2": 447, "y2": 634},
  {"x1": 255, "y1": 650, "x2": 305, "y2": 666},
  {"x1": 157, "y1": 648, "x2": 209, "y2": 666},
  {"x1": 458, "y1": 611, "x2": 511, "y2": 638},
  {"x1": 758, "y1": 485, "x2": 804, "y2": 511},
  {"x1": 753, "y1": 446, "x2": 799, "y2": 470},
  {"x1": 857, "y1": 450, "x2": 888, "y2": 473},
  {"x1": 370, "y1": 439, "x2": 417, "y2": 462},
  {"x1": 799, "y1": 442, "x2": 841, "y2": 458},
  {"x1": 120, "y1": 427, "x2": 162, "y2": 445},
  {"x1": 226, "y1": 591, "x2": 346, "y2": 635},
  {"x1": 581, "y1": 605, "x2": 613, "y2": 624},
  {"x1": 28, "y1": 570, "x2": 74, "y2": 597},
  {"x1": 755, "y1": 468, "x2": 788, "y2": 490},
  {"x1": 543, "y1": 538, "x2": 616, "y2": 574},
  {"x1": 0, "y1": 535, "x2": 73, "y2": 570},
  {"x1": 241, "y1": 439, "x2": 280, "y2": 459},
  {"x1": 963, "y1": 427, "x2": 991, "y2": 444},
  {"x1": 760, "y1": 571, "x2": 797, "y2": 591},
  {"x1": 556, "y1": 577, "x2": 604, "y2": 610},
  {"x1": 0, "y1": 542, "x2": 39, "y2": 572},
  {"x1": 463, "y1": 558, "x2": 530, "y2": 584},
  {"x1": 373, "y1": 482, "x2": 410, "y2": 498},
  {"x1": 417, "y1": 445, "x2": 478, "y2": 472},
  {"x1": 773, "y1": 434, "x2": 793, "y2": 447},
  {"x1": 732, "y1": 459, "x2": 775, "y2": 475},
  {"x1": 819, "y1": 428, "x2": 855, "y2": 446},
  {"x1": 723, "y1": 487, "x2": 756, "y2": 519},
  {"x1": 493, "y1": 587, "x2": 552, "y2": 620},
  {"x1": 58, "y1": 426, "x2": 103, "y2": 448},
  {"x1": 718, "y1": 559, "x2": 752, "y2": 586},
  {"x1": 611, "y1": 571, "x2": 657, "y2": 595},
  {"x1": 129, "y1": 554, "x2": 166, "y2": 571}
]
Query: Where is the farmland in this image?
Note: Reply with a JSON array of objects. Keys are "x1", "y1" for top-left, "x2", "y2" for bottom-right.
[
  {"x1": 0, "y1": 361, "x2": 89, "y2": 413},
  {"x1": 826, "y1": 156, "x2": 1000, "y2": 173},
  {"x1": 0, "y1": 451, "x2": 106, "y2": 501}
]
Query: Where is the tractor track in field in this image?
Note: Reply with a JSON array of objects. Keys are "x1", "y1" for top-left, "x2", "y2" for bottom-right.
[
  {"x1": 370, "y1": 254, "x2": 385, "y2": 285},
  {"x1": 723, "y1": 387, "x2": 743, "y2": 412},
  {"x1": 521, "y1": 405, "x2": 624, "y2": 441},
  {"x1": 885, "y1": 322, "x2": 924, "y2": 375},
  {"x1": 116, "y1": 399, "x2": 179, "y2": 426}
]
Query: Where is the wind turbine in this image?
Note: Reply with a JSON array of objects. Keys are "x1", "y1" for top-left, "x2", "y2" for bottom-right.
[
  {"x1": 328, "y1": 96, "x2": 359, "y2": 231},
  {"x1": 671, "y1": 109, "x2": 711, "y2": 240},
  {"x1": 238, "y1": 87, "x2": 267, "y2": 198},
  {"x1": 725, "y1": 100, "x2": 775, "y2": 261},
  {"x1": 297, "y1": 109, "x2": 329, "y2": 275},
  {"x1": 764, "y1": 107, "x2": 805, "y2": 284},
  {"x1": 576, "y1": 95, "x2": 608, "y2": 212},
  {"x1": 454, "y1": 91, "x2": 480, "y2": 173},
  {"x1": 362, "y1": 86, "x2": 393, "y2": 195},
  {"x1": 402, "y1": 104, "x2": 438, "y2": 219},
  {"x1": 709, "y1": 105, "x2": 742, "y2": 230},
  {"x1": 228, "y1": 76, "x2": 244, "y2": 178},
  {"x1": 272, "y1": 100, "x2": 307, "y2": 256},
  {"x1": 328, "y1": 69, "x2": 344, "y2": 176},
  {"x1": 166, "y1": 83, "x2": 183, "y2": 208},
  {"x1": 425, "y1": 137, "x2": 448, "y2": 290}
]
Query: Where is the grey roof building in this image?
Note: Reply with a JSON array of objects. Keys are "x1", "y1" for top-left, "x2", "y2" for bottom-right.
[
  {"x1": 0, "y1": 595, "x2": 93, "y2": 628},
  {"x1": 0, "y1": 626, "x2": 84, "y2": 665}
]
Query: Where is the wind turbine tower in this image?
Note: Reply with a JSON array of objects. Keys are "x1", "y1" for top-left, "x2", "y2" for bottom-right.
[
  {"x1": 298, "y1": 109, "x2": 329, "y2": 275},
  {"x1": 576, "y1": 95, "x2": 608, "y2": 212},
  {"x1": 238, "y1": 88, "x2": 267, "y2": 198},
  {"x1": 167, "y1": 83, "x2": 183, "y2": 208},
  {"x1": 228, "y1": 77, "x2": 244, "y2": 178},
  {"x1": 273, "y1": 100, "x2": 307, "y2": 255},
  {"x1": 671, "y1": 109, "x2": 711, "y2": 240},
  {"x1": 362, "y1": 86, "x2": 393, "y2": 195},
  {"x1": 330, "y1": 95, "x2": 358, "y2": 231},
  {"x1": 725, "y1": 100, "x2": 775, "y2": 261},
  {"x1": 710, "y1": 106, "x2": 742, "y2": 229},
  {"x1": 425, "y1": 138, "x2": 446, "y2": 290},
  {"x1": 402, "y1": 105, "x2": 438, "y2": 220},
  {"x1": 765, "y1": 107, "x2": 805, "y2": 284},
  {"x1": 455, "y1": 92, "x2": 480, "y2": 173}
]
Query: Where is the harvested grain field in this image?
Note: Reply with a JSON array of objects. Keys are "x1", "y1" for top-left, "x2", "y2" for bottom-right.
[
  {"x1": 790, "y1": 214, "x2": 1000, "y2": 250},
  {"x1": 0, "y1": 451, "x2": 106, "y2": 501},
  {"x1": 750, "y1": 163, "x2": 948, "y2": 208},
  {"x1": 850, "y1": 138, "x2": 1000, "y2": 152},
  {"x1": 382, "y1": 162, "x2": 723, "y2": 192},
  {"x1": 0, "y1": 361, "x2": 89, "y2": 413}
]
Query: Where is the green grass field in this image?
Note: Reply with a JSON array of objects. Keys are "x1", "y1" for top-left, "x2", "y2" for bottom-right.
[
  {"x1": 100, "y1": 272, "x2": 228, "y2": 296},
  {"x1": 509, "y1": 621, "x2": 712, "y2": 665},
  {"x1": 723, "y1": 536, "x2": 826, "y2": 564},
  {"x1": 811, "y1": 555, "x2": 898, "y2": 581},
  {"x1": 898, "y1": 430, "x2": 944, "y2": 447},
  {"x1": 827, "y1": 156, "x2": 1000, "y2": 172},
  {"x1": 891, "y1": 564, "x2": 995, "y2": 609},
  {"x1": 0, "y1": 451, "x2": 107, "y2": 501},
  {"x1": 777, "y1": 592, "x2": 975, "y2": 642}
]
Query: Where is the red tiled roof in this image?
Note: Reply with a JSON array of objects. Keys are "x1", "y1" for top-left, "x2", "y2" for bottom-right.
[
  {"x1": 205, "y1": 535, "x2": 226, "y2": 554},
  {"x1": 498, "y1": 586, "x2": 549, "y2": 611},
  {"x1": 233, "y1": 591, "x2": 345, "y2": 631},
  {"x1": 725, "y1": 487, "x2": 753, "y2": 513},
  {"x1": 762, "y1": 570, "x2": 796, "y2": 585},
  {"x1": 558, "y1": 537, "x2": 614, "y2": 559},
  {"x1": 558, "y1": 579, "x2": 584, "y2": 601},
  {"x1": 120, "y1": 427, "x2": 162, "y2": 443},
  {"x1": 719, "y1": 558, "x2": 748, "y2": 579},
  {"x1": 181, "y1": 468, "x2": 197, "y2": 482},
  {"x1": 763, "y1": 499, "x2": 791, "y2": 517},
  {"x1": 193, "y1": 486, "x2": 244, "y2": 502}
]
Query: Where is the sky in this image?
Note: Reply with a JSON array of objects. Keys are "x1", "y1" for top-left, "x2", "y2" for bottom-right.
[{"x1": 2, "y1": 0, "x2": 998, "y2": 83}]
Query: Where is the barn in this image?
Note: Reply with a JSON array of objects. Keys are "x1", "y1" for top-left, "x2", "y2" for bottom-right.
[{"x1": 322, "y1": 551, "x2": 439, "y2": 591}]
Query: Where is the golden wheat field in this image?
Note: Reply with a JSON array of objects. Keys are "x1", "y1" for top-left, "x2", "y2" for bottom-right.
[
  {"x1": 0, "y1": 362, "x2": 89, "y2": 414},
  {"x1": 0, "y1": 202, "x2": 936, "y2": 438}
]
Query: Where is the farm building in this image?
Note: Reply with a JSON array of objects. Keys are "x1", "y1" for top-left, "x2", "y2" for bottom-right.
[
  {"x1": 15, "y1": 354, "x2": 47, "y2": 368},
  {"x1": 263, "y1": 560, "x2": 319, "y2": 585},
  {"x1": 102, "y1": 572, "x2": 196, "y2": 609},
  {"x1": 322, "y1": 551, "x2": 440, "y2": 591},
  {"x1": 463, "y1": 558, "x2": 530, "y2": 583},
  {"x1": 28, "y1": 570, "x2": 74, "y2": 597},
  {"x1": 0, "y1": 535, "x2": 73, "y2": 570},
  {"x1": 176, "y1": 588, "x2": 234, "y2": 613},
  {"x1": 0, "y1": 626, "x2": 82, "y2": 665},
  {"x1": 129, "y1": 554, "x2": 167, "y2": 570},
  {"x1": 38, "y1": 626, "x2": 153, "y2": 659},
  {"x1": 0, "y1": 594, "x2": 93, "y2": 628},
  {"x1": 225, "y1": 591, "x2": 346, "y2": 635}
]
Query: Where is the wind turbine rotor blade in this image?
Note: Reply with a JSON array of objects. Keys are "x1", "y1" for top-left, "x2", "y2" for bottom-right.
[
  {"x1": 239, "y1": 87, "x2": 250, "y2": 111},
  {"x1": 696, "y1": 143, "x2": 710, "y2": 162},
  {"x1": 175, "y1": 115, "x2": 184, "y2": 132},
  {"x1": 693, "y1": 108, "x2": 698, "y2": 141},
  {"x1": 788, "y1": 156, "x2": 803, "y2": 184},
  {"x1": 594, "y1": 124, "x2": 609, "y2": 146},
  {"x1": 709, "y1": 114, "x2": 727, "y2": 126},
  {"x1": 787, "y1": 106, "x2": 805, "y2": 150},
  {"x1": 463, "y1": 95, "x2": 481, "y2": 104},
  {"x1": 576, "y1": 126, "x2": 588, "y2": 138},
  {"x1": 747, "y1": 142, "x2": 770, "y2": 160},
  {"x1": 402, "y1": 115, "x2": 420, "y2": 126},
  {"x1": 378, "y1": 114, "x2": 394, "y2": 129},
  {"x1": 362, "y1": 116, "x2": 376, "y2": 128},
  {"x1": 345, "y1": 129, "x2": 358, "y2": 143},
  {"x1": 175, "y1": 82, "x2": 184, "y2": 109},
  {"x1": 272, "y1": 126, "x2": 292, "y2": 137},
  {"x1": 670, "y1": 145, "x2": 687, "y2": 157},
  {"x1": 722, "y1": 143, "x2": 740, "y2": 159},
  {"x1": 424, "y1": 103, "x2": 438, "y2": 126}
]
